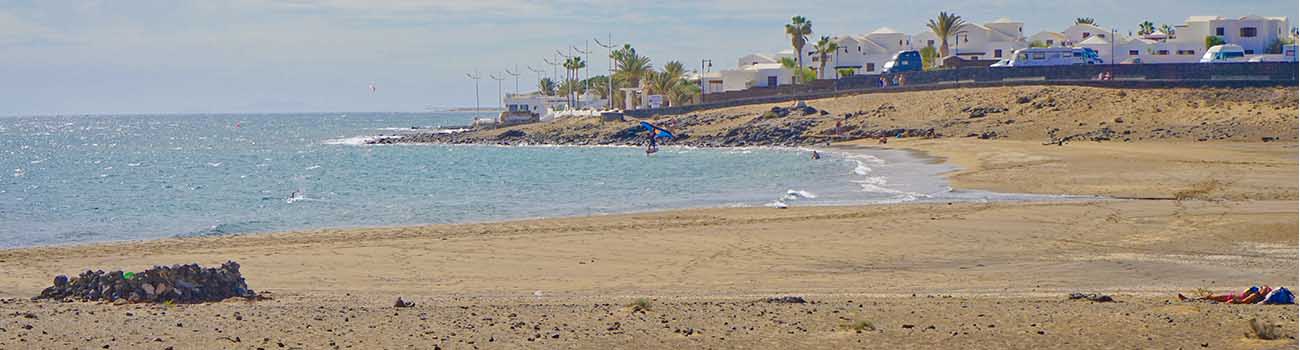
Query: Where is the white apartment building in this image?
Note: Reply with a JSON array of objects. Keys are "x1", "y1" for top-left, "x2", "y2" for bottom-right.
[
  {"x1": 913, "y1": 18, "x2": 1029, "y2": 62},
  {"x1": 1056, "y1": 15, "x2": 1291, "y2": 63}
]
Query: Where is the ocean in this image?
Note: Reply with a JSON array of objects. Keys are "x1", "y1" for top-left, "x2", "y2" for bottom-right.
[{"x1": 0, "y1": 112, "x2": 1038, "y2": 248}]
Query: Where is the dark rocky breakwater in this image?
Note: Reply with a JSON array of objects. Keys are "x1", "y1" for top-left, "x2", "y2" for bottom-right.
[
  {"x1": 370, "y1": 104, "x2": 939, "y2": 147},
  {"x1": 34, "y1": 261, "x2": 257, "y2": 304}
]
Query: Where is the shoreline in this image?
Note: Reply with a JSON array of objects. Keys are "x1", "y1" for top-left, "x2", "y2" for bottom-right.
[{"x1": 1, "y1": 85, "x2": 1295, "y2": 348}]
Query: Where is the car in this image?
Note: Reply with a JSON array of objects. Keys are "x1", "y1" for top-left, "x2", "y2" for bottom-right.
[
  {"x1": 881, "y1": 50, "x2": 923, "y2": 73},
  {"x1": 1200, "y1": 44, "x2": 1246, "y2": 63},
  {"x1": 989, "y1": 59, "x2": 1012, "y2": 67}
]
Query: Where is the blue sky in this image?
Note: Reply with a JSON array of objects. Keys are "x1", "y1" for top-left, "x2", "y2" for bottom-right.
[{"x1": 1, "y1": 0, "x2": 1295, "y2": 115}]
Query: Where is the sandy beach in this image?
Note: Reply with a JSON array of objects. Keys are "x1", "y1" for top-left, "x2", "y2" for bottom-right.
[{"x1": 2, "y1": 88, "x2": 1297, "y2": 348}]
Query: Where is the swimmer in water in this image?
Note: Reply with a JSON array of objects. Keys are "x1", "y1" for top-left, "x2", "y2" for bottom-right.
[{"x1": 811, "y1": 150, "x2": 821, "y2": 160}]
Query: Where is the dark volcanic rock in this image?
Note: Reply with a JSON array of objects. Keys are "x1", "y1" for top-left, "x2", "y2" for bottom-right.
[
  {"x1": 497, "y1": 129, "x2": 527, "y2": 139},
  {"x1": 35, "y1": 261, "x2": 256, "y2": 304}
]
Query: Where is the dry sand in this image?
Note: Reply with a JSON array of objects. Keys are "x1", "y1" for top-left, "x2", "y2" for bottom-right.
[{"x1": 1, "y1": 86, "x2": 1297, "y2": 349}]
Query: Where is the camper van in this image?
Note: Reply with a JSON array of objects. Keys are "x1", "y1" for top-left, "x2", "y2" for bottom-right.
[
  {"x1": 1200, "y1": 44, "x2": 1246, "y2": 63},
  {"x1": 996, "y1": 47, "x2": 1102, "y2": 67}
]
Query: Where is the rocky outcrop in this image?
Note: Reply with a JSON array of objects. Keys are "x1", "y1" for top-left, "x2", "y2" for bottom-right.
[{"x1": 34, "y1": 261, "x2": 256, "y2": 304}]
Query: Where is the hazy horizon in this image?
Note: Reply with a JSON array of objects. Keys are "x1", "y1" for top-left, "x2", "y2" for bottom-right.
[{"x1": 2, "y1": 0, "x2": 1295, "y2": 115}]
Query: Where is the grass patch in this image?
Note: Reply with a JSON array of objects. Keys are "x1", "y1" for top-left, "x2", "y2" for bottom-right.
[
  {"x1": 627, "y1": 298, "x2": 652, "y2": 313},
  {"x1": 1246, "y1": 318, "x2": 1284, "y2": 340},
  {"x1": 840, "y1": 319, "x2": 876, "y2": 333},
  {"x1": 1173, "y1": 179, "x2": 1224, "y2": 200}
]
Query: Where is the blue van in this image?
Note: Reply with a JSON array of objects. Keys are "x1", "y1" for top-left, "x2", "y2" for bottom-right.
[{"x1": 882, "y1": 50, "x2": 923, "y2": 73}]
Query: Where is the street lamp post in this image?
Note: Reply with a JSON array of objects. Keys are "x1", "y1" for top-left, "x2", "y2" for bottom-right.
[
  {"x1": 699, "y1": 59, "x2": 711, "y2": 104},
  {"x1": 953, "y1": 31, "x2": 969, "y2": 85},
  {"x1": 594, "y1": 33, "x2": 617, "y2": 110},
  {"x1": 505, "y1": 66, "x2": 521, "y2": 95},
  {"x1": 489, "y1": 73, "x2": 506, "y2": 112},
  {"x1": 526, "y1": 66, "x2": 545, "y2": 94},
  {"x1": 466, "y1": 71, "x2": 482, "y2": 118}
]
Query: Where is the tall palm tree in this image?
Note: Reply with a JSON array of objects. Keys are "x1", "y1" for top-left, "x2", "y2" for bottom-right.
[
  {"x1": 612, "y1": 44, "x2": 652, "y2": 86},
  {"x1": 926, "y1": 12, "x2": 965, "y2": 59},
  {"x1": 1075, "y1": 17, "x2": 1096, "y2": 25},
  {"x1": 813, "y1": 36, "x2": 839, "y2": 79},
  {"x1": 1138, "y1": 21, "x2": 1155, "y2": 36},
  {"x1": 784, "y1": 16, "x2": 813, "y2": 84},
  {"x1": 563, "y1": 56, "x2": 586, "y2": 107}
]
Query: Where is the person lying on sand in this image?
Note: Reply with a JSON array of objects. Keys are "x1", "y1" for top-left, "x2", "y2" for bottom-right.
[{"x1": 1179, "y1": 285, "x2": 1272, "y2": 304}]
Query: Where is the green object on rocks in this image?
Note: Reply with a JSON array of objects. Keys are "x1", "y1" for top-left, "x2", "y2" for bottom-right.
[{"x1": 123, "y1": 271, "x2": 136, "y2": 280}]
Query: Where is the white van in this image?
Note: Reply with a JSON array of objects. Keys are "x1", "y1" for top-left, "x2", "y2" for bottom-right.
[
  {"x1": 998, "y1": 47, "x2": 1102, "y2": 67},
  {"x1": 1200, "y1": 44, "x2": 1246, "y2": 63}
]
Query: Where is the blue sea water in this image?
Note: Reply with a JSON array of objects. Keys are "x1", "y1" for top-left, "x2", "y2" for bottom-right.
[{"x1": 0, "y1": 112, "x2": 1021, "y2": 248}]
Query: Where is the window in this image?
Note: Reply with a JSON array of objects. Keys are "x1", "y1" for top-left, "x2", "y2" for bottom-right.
[
  {"x1": 927, "y1": 40, "x2": 935, "y2": 46},
  {"x1": 767, "y1": 76, "x2": 778, "y2": 87},
  {"x1": 1082, "y1": 32, "x2": 1091, "y2": 38},
  {"x1": 865, "y1": 63, "x2": 875, "y2": 72},
  {"x1": 1031, "y1": 52, "x2": 1046, "y2": 60},
  {"x1": 1215, "y1": 27, "x2": 1224, "y2": 36},
  {"x1": 1098, "y1": 33, "x2": 1106, "y2": 39},
  {"x1": 1128, "y1": 50, "x2": 1140, "y2": 55},
  {"x1": 1048, "y1": 53, "x2": 1061, "y2": 59},
  {"x1": 1240, "y1": 27, "x2": 1257, "y2": 37},
  {"x1": 899, "y1": 40, "x2": 903, "y2": 46},
  {"x1": 994, "y1": 49, "x2": 1003, "y2": 58},
  {"x1": 1156, "y1": 50, "x2": 1169, "y2": 55},
  {"x1": 1244, "y1": 49, "x2": 1254, "y2": 54},
  {"x1": 1046, "y1": 40, "x2": 1054, "y2": 46}
]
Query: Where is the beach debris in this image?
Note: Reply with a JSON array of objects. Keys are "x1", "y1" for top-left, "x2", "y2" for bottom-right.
[
  {"x1": 533, "y1": 290, "x2": 544, "y2": 298},
  {"x1": 627, "y1": 298, "x2": 652, "y2": 313},
  {"x1": 394, "y1": 297, "x2": 415, "y2": 308},
  {"x1": 765, "y1": 296, "x2": 807, "y2": 304},
  {"x1": 962, "y1": 106, "x2": 1005, "y2": 118},
  {"x1": 1246, "y1": 318, "x2": 1285, "y2": 340},
  {"x1": 1067, "y1": 293, "x2": 1115, "y2": 302},
  {"x1": 34, "y1": 261, "x2": 256, "y2": 304}
]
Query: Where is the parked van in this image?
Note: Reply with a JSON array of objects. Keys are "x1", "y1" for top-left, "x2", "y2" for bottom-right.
[
  {"x1": 997, "y1": 47, "x2": 1102, "y2": 67},
  {"x1": 881, "y1": 50, "x2": 923, "y2": 73},
  {"x1": 1200, "y1": 44, "x2": 1246, "y2": 63}
]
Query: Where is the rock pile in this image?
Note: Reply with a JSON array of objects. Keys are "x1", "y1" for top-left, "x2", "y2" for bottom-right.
[{"x1": 34, "y1": 261, "x2": 256, "y2": 304}]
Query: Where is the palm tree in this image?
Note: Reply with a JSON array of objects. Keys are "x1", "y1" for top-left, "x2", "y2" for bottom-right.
[
  {"x1": 813, "y1": 36, "x2": 838, "y2": 79},
  {"x1": 662, "y1": 61, "x2": 686, "y2": 81},
  {"x1": 563, "y1": 56, "x2": 586, "y2": 107},
  {"x1": 1138, "y1": 21, "x2": 1155, "y2": 36},
  {"x1": 784, "y1": 16, "x2": 813, "y2": 84},
  {"x1": 669, "y1": 82, "x2": 700, "y2": 106},
  {"x1": 1159, "y1": 24, "x2": 1176, "y2": 36},
  {"x1": 1075, "y1": 17, "x2": 1096, "y2": 25},
  {"x1": 645, "y1": 71, "x2": 678, "y2": 106},
  {"x1": 926, "y1": 12, "x2": 966, "y2": 60},
  {"x1": 585, "y1": 75, "x2": 610, "y2": 100},
  {"x1": 538, "y1": 78, "x2": 557, "y2": 96},
  {"x1": 611, "y1": 44, "x2": 652, "y2": 108}
]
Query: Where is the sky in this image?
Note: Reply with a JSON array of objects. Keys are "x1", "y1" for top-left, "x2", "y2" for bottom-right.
[{"x1": 1, "y1": 0, "x2": 1295, "y2": 115}]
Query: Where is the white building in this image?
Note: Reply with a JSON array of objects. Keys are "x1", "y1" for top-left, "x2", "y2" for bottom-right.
[
  {"x1": 817, "y1": 27, "x2": 914, "y2": 77},
  {"x1": 1067, "y1": 15, "x2": 1291, "y2": 64},
  {"x1": 912, "y1": 18, "x2": 1028, "y2": 63}
]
